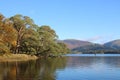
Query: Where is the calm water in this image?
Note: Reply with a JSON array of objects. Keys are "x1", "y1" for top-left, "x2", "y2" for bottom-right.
[{"x1": 0, "y1": 54, "x2": 120, "y2": 80}]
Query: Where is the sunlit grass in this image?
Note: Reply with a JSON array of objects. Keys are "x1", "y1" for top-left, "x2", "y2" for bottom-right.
[{"x1": 0, "y1": 53, "x2": 38, "y2": 62}]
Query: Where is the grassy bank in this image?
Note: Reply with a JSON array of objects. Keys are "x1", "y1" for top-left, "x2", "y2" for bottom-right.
[{"x1": 0, "y1": 54, "x2": 38, "y2": 62}]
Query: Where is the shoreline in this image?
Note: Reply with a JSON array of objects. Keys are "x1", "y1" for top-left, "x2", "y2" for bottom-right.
[{"x1": 0, "y1": 54, "x2": 38, "y2": 62}]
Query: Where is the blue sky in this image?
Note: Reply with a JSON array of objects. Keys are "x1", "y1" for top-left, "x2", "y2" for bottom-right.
[{"x1": 0, "y1": 0, "x2": 120, "y2": 43}]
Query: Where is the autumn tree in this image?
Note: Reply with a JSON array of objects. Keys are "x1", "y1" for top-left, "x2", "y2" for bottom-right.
[{"x1": 0, "y1": 13, "x2": 17, "y2": 53}]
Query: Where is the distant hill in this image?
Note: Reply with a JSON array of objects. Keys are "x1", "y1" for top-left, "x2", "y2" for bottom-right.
[
  {"x1": 59, "y1": 39, "x2": 120, "y2": 53},
  {"x1": 58, "y1": 39, "x2": 93, "y2": 49},
  {"x1": 104, "y1": 39, "x2": 120, "y2": 49},
  {"x1": 72, "y1": 44, "x2": 114, "y2": 53}
]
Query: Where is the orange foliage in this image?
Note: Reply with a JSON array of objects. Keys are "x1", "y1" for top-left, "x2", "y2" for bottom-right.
[{"x1": 0, "y1": 14, "x2": 17, "y2": 53}]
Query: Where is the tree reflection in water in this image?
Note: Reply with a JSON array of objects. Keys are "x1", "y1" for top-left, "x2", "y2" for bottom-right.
[{"x1": 0, "y1": 57, "x2": 67, "y2": 80}]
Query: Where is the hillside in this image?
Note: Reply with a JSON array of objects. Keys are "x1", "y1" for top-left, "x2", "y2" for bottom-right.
[
  {"x1": 72, "y1": 44, "x2": 115, "y2": 53},
  {"x1": 104, "y1": 39, "x2": 120, "y2": 49},
  {"x1": 59, "y1": 39, "x2": 93, "y2": 49},
  {"x1": 59, "y1": 39, "x2": 120, "y2": 53}
]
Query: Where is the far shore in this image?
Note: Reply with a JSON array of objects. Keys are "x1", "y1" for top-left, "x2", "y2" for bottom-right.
[{"x1": 0, "y1": 54, "x2": 38, "y2": 62}]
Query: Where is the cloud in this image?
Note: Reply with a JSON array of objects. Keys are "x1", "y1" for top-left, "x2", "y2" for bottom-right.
[
  {"x1": 84, "y1": 34, "x2": 117, "y2": 44},
  {"x1": 85, "y1": 36, "x2": 103, "y2": 42}
]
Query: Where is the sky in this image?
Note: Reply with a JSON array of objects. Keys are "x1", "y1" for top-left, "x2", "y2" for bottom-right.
[{"x1": 0, "y1": 0, "x2": 120, "y2": 44}]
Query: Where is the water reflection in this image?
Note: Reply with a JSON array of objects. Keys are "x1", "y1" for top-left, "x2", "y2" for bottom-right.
[
  {"x1": 66, "y1": 56, "x2": 120, "y2": 68},
  {"x1": 56, "y1": 56, "x2": 120, "y2": 80},
  {"x1": 0, "y1": 57, "x2": 67, "y2": 80},
  {"x1": 0, "y1": 54, "x2": 120, "y2": 80}
]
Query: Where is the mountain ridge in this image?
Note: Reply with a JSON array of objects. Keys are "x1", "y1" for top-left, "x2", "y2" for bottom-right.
[
  {"x1": 59, "y1": 39, "x2": 120, "y2": 53},
  {"x1": 58, "y1": 39, "x2": 94, "y2": 49}
]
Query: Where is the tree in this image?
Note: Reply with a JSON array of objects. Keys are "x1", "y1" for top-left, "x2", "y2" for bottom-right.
[
  {"x1": 20, "y1": 25, "x2": 39, "y2": 54},
  {"x1": 36, "y1": 25, "x2": 58, "y2": 56},
  {"x1": 0, "y1": 13, "x2": 17, "y2": 53},
  {"x1": 35, "y1": 25, "x2": 70, "y2": 56},
  {"x1": 0, "y1": 13, "x2": 70, "y2": 56},
  {"x1": 10, "y1": 14, "x2": 35, "y2": 54}
]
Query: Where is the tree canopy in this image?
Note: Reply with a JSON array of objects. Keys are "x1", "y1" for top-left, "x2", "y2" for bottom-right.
[{"x1": 0, "y1": 13, "x2": 70, "y2": 56}]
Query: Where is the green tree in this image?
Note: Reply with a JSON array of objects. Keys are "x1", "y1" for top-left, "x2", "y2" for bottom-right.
[
  {"x1": 36, "y1": 25, "x2": 70, "y2": 56},
  {"x1": 10, "y1": 14, "x2": 35, "y2": 54},
  {"x1": 20, "y1": 25, "x2": 39, "y2": 54},
  {"x1": 36, "y1": 25, "x2": 58, "y2": 56}
]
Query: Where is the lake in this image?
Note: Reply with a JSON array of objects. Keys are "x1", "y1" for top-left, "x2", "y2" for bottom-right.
[{"x1": 0, "y1": 54, "x2": 120, "y2": 80}]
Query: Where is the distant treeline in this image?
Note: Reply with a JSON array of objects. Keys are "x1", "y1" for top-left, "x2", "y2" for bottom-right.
[
  {"x1": 79, "y1": 50, "x2": 120, "y2": 54},
  {"x1": 72, "y1": 44, "x2": 120, "y2": 54},
  {"x1": 0, "y1": 13, "x2": 70, "y2": 56}
]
